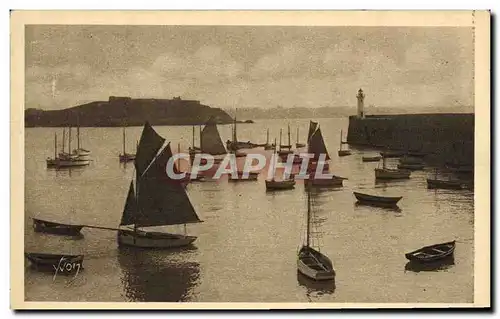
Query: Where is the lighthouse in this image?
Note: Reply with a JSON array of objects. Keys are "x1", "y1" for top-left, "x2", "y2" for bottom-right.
[{"x1": 356, "y1": 88, "x2": 365, "y2": 119}]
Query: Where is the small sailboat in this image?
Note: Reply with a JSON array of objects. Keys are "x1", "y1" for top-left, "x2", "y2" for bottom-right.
[
  {"x1": 297, "y1": 188, "x2": 335, "y2": 281},
  {"x1": 264, "y1": 129, "x2": 274, "y2": 150},
  {"x1": 278, "y1": 127, "x2": 293, "y2": 159},
  {"x1": 228, "y1": 171, "x2": 259, "y2": 182},
  {"x1": 266, "y1": 138, "x2": 295, "y2": 191},
  {"x1": 405, "y1": 241, "x2": 456, "y2": 263},
  {"x1": 200, "y1": 118, "x2": 227, "y2": 164},
  {"x1": 426, "y1": 169, "x2": 464, "y2": 190},
  {"x1": 296, "y1": 127, "x2": 306, "y2": 148},
  {"x1": 337, "y1": 130, "x2": 351, "y2": 157},
  {"x1": 117, "y1": 122, "x2": 203, "y2": 249},
  {"x1": 71, "y1": 123, "x2": 91, "y2": 159},
  {"x1": 306, "y1": 125, "x2": 345, "y2": 187},
  {"x1": 47, "y1": 128, "x2": 90, "y2": 168},
  {"x1": 375, "y1": 156, "x2": 411, "y2": 180},
  {"x1": 353, "y1": 191, "x2": 402, "y2": 207},
  {"x1": 119, "y1": 126, "x2": 136, "y2": 162},
  {"x1": 32, "y1": 218, "x2": 83, "y2": 236}
]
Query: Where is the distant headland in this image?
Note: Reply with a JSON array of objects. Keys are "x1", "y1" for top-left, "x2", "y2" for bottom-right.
[{"x1": 25, "y1": 96, "x2": 236, "y2": 127}]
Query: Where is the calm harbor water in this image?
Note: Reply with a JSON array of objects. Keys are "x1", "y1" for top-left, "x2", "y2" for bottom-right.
[{"x1": 24, "y1": 118, "x2": 474, "y2": 303}]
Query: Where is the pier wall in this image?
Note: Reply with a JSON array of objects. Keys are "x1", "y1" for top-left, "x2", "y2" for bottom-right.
[{"x1": 346, "y1": 113, "x2": 474, "y2": 166}]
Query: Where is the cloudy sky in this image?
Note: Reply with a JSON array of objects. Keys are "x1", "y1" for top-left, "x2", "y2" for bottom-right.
[{"x1": 25, "y1": 25, "x2": 474, "y2": 110}]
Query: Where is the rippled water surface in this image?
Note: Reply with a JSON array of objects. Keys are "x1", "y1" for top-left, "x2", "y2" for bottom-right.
[{"x1": 24, "y1": 118, "x2": 474, "y2": 303}]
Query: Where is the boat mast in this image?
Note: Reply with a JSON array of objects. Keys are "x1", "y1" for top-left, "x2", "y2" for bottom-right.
[
  {"x1": 340, "y1": 130, "x2": 342, "y2": 150},
  {"x1": 77, "y1": 126, "x2": 80, "y2": 150},
  {"x1": 192, "y1": 126, "x2": 195, "y2": 149},
  {"x1": 54, "y1": 132, "x2": 57, "y2": 159},
  {"x1": 62, "y1": 128, "x2": 66, "y2": 154},
  {"x1": 271, "y1": 138, "x2": 277, "y2": 181},
  {"x1": 288, "y1": 124, "x2": 291, "y2": 147},
  {"x1": 297, "y1": 127, "x2": 299, "y2": 144},
  {"x1": 266, "y1": 129, "x2": 269, "y2": 145},
  {"x1": 306, "y1": 188, "x2": 311, "y2": 248},
  {"x1": 178, "y1": 143, "x2": 181, "y2": 171},
  {"x1": 122, "y1": 127, "x2": 126, "y2": 155},
  {"x1": 279, "y1": 129, "x2": 282, "y2": 151},
  {"x1": 68, "y1": 127, "x2": 72, "y2": 154}
]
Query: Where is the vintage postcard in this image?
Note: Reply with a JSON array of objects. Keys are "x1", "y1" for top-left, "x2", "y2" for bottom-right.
[{"x1": 11, "y1": 10, "x2": 490, "y2": 309}]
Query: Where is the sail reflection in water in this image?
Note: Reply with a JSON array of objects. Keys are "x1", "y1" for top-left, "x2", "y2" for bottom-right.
[{"x1": 118, "y1": 247, "x2": 200, "y2": 302}]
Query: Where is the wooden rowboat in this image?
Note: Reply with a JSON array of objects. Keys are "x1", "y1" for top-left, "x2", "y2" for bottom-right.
[
  {"x1": 362, "y1": 155, "x2": 382, "y2": 162},
  {"x1": 397, "y1": 163, "x2": 425, "y2": 170},
  {"x1": 405, "y1": 241, "x2": 456, "y2": 263},
  {"x1": 297, "y1": 246, "x2": 335, "y2": 281},
  {"x1": 33, "y1": 218, "x2": 83, "y2": 236},
  {"x1": 25, "y1": 252, "x2": 84, "y2": 274},
  {"x1": 337, "y1": 149, "x2": 352, "y2": 157},
  {"x1": 265, "y1": 179, "x2": 295, "y2": 191},
  {"x1": 353, "y1": 191, "x2": 402, "y2": 207}
]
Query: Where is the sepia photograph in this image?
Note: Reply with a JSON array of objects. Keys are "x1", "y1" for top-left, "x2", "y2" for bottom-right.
[{"x1": 10, "y1": 10, "x2": 490, "y2": 309}]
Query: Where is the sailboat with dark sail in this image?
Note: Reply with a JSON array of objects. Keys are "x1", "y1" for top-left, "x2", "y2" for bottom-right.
[
  {"x1": 297, "y1": 188, "x2": 335, "y2": 281},
  {"x1": 200, "y1": 119, "x2": 227, "y2": 164},
  {"x1": 306, "y1": 125, "x2": 346, "y2": 187},
  {"x1": 117, "y1": 122, "x2": 203, "y2": 248}
]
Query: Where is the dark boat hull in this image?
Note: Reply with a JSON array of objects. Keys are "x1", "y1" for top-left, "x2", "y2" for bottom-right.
[
  {"x1": 338, "y1": 150, "x2": 352, "y2": 157},
  {"x1": 426, "y1": 179, "x2": 463, "y2": 190},
  {"x1": 353, "y1": 191, "x2": 402, "y2": 207},
  {"x1": 25, "y1": 252, "x2": 84, "y2": 274},
  {"x1": 33, "y1": 218, "x2": 83, "y2": 236},
  {"x1": 405, "y1": 241, "x2": 456, "y2": 263}
]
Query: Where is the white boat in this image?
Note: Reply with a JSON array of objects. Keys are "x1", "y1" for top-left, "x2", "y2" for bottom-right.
[
  {"x1": 295, "y1": 127, "x2": 306, "y2": 148},
  {"x1": 117, "y1": 122, "x2": 203, "y2": 249},
  {"x1": 337, "y1": 129, "x2": 351, "y2": 157},
  {"x1": 297, "y1": 188, "x2": 335, "y2": 281},
  {"x1": 72, "y1": 126, "x2": 91, "y2": 159},
  {"x1": 375, "y1": 156, "x2": 411, "y2": 180},
  {"x1": 46, "y1": 128, "x2": 90, "y2": 168}
]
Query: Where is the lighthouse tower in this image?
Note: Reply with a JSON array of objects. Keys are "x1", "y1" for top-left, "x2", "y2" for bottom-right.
[{"x1": 356, "y1": 88, "x2": 365, "y2": 119}]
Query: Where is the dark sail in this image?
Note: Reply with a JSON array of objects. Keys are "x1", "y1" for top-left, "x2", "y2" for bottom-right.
[
  {"x1": 307, "y1": 121, "x2": 318, "y2": 143},
  {"x1": 135, "y1": 122, "x2": 165, "y2": 177},
  {"x1": 137, "y1": 143, "x2": 202, "y2": 227},
  {"x1": 120, "y1": 182, "x2": 137, "y2": 226},
  {"x1": 201, "y1": 123, "x2": 227, "y2": 155},
  {"x1": 308, "y1": 126, "x2": 330, "y2": 161}
]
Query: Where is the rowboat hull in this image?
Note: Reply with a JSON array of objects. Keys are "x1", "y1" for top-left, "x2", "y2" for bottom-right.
[
  {"x1": 265, "y1": 179, "x2": 295, "y2": 190},
  {"x1": 297, "y1": 246, "x2": 335, "y2": 281},
  {"x1": 229, "y1": 172, "x2": 259, "y2": 181},
  {"x1": 338, "y1": 150, "x2": 351, "y2": 157},
  {"x1": 306, "y1": 175, "x2": 345, "y2": 187},
  {"x1": 353, "y1": 191, "x2": 402, "y2": 207},
  {"x1": 25, "y1": 252, "x2": 84, "y2": 274},
  {"x1": 426, "y1": 178, "x2": 463, "y2": 190},
  {"x1": 405, "y1": 241, "x2": 456, "y2": 263},
  {"x1": 380, "y1": 151, "x2": 405, "y2": 158},
  {"x1": 117, "y1": 229, "x2": 197, "y2": 249},
  {"x1": 362, "y1": 156, "x2": 382, "y2": 162},
  {"x1": 119, "y1": 153, "x2": 136, "y2": 162},
  {"x1": 397, "y1": 163, "x2": 424, "y2": 170},
  {"x1": 375, "y1": 168, "x2": 411, "y2": 179},
  {"x1": 46, "y1": 158, "x2": 90, "y2": 168},
  {"x1": 33, "y1": 218, "x2": 83, "y2": 236},
  {"x1": 296, "y1": 143, "x2": 306, "y2": 148}
]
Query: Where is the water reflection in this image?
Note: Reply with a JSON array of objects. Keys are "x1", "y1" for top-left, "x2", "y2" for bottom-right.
[
  {"x1": 118, "y1": 246, "x2": 200, "y2": 302},
  {"x1": 297, "y1": 271, "x2": 336, "y2": 300},
  {"x1": 47, "y1": 166, "x2": 87, "y2": 178},
  {"x1": 404, "y1": 256, "x2": 455, "y2": 273},
  {"x1": 354, "y1": 201, "x2": 402, "y2": 213}
]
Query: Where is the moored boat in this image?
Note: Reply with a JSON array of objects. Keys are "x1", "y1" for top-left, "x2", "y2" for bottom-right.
[
  {"x1": 397, "y1": 163, "x2": 425, "y2": 170},
  {"x1": 337, "y1": 130, "x2": 351, "y2": 157},
  {"x1": 362, "y1": 155, "x2": 382, "y2": 162},
  {"x1": 119, "y1": 126, "x2": 136, "y2": 162},
  {"x1": 297, "y1": 188, "x2": 335, "y2": 281},
  {"x1": 229, "y1": 171, "x2": 259, "y2": 181},
  {"x1": 405, "y1": 241, "x2": 456, "y2": 263},
  {"x1": 375, "y1": 156, "x2": 411, "y2": 180},
  {"x1": 426, "y1": 178, "x2": 463, "y2": 190},
  {"x1": 353, "y1": 191, "x2": 402, "y2": 207},
  {"x1": 32, "y1": 218, "x2": 83, "y2": 236},
  {"x1": 25, "y1": 252, "x2": 84, "y2": 273},
  {"x1": 380, "y1": 150, "x2": 405, "y2": 158},
  {"x1": 117, "y1": 122, "x2": 203, "y2": 249}
]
